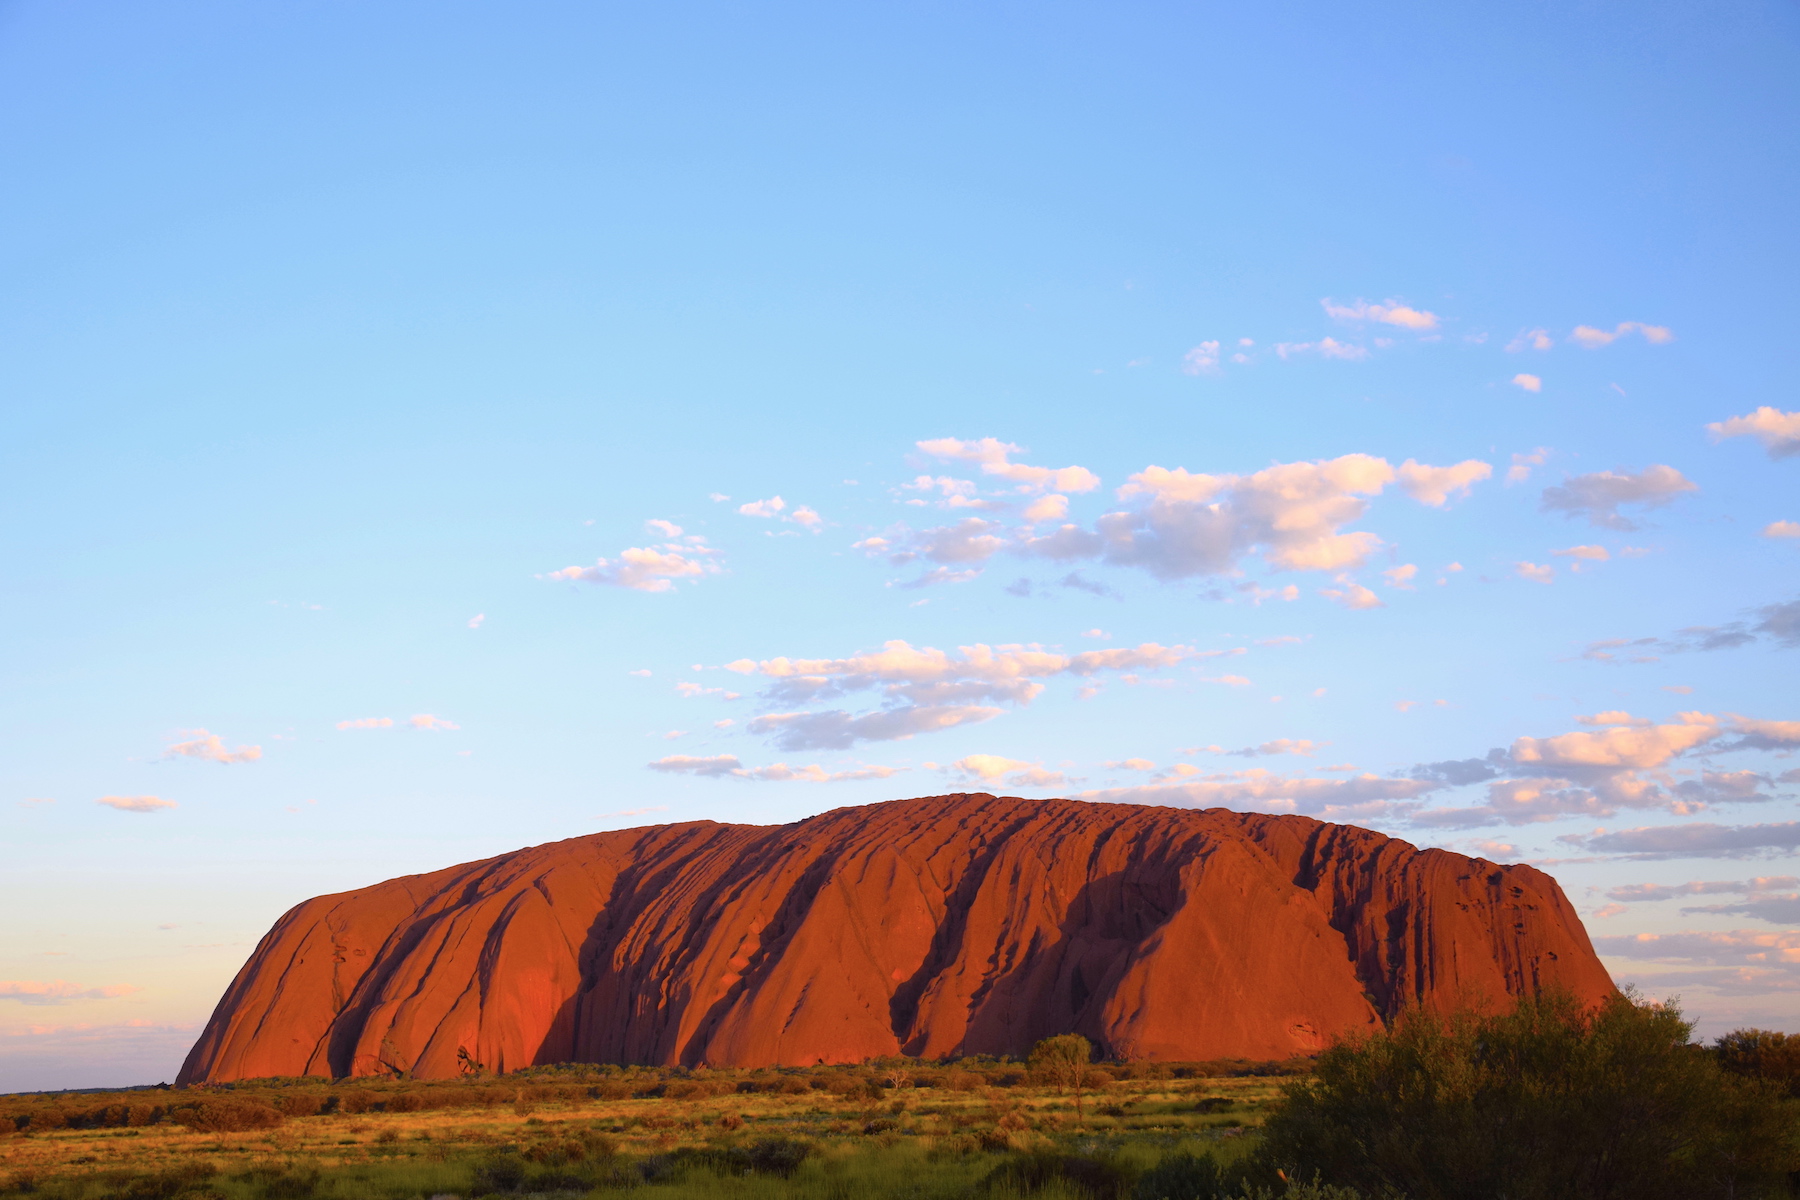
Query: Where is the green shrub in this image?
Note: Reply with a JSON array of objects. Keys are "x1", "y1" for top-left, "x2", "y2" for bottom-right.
[
  {"x1": 1261, "y1": 989, "x2": 1799, "y2": 1200},
  {"x1": 1133, "y1": 1151, "x2": 1226, "y2": 1200},
  {"x1": 981, "y1": 1149, "x2": 1136, "y2": 1199},
  {"x1": 105, "y1": 1164, "x2": 217, "y2": 1200}
]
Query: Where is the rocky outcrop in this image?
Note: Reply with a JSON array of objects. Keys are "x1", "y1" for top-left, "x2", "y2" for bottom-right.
[{"x1": 177, "y1": 794, "x2": 1614, "y2": 1082}]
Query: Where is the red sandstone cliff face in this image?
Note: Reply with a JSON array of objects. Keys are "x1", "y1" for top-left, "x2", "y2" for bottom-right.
[{"x1": 177, "y1": 795, "x2": 1614, "y2": 1082}]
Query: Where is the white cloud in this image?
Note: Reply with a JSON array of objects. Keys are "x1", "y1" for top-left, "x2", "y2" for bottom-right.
[
  {"x1": 467, "y1": 613, "x2": 485, "y2": 629},
  {"x1": 724, "y1": 638, "x2": 1217, "y2": 751},
  {"x1": 1540, "y1": 465, "x2": 1698, "y2": 530},
  {"x1": 408, "y1": 714, "x2": 460, "y2": 731},
  {"x1": 1079, "y1": 769, "x2": 1436, "y2": 818},
  {"x1": 748, "y1": 705, "x2": 1002, "y2": 751},
  {"x1": 1506, "y1": 329, "x2": 1555, "y2": 352},
  {"x1": 162, "y1": 730, "x2": 261, "y2": 765},
  {"x1": 1397, "y1": 458, "x2": 1492, "y2": 506},
  {"x1": 544, "y1": 537, "x2": 723, "y2": 593},
  {"x1": 1080, "y1": 628, "x2": 1110, "y2": 640},
  {"x1": 1321, "y1": 298, "x2": 1440, "y2": 330},
  {"x1": 1511, "y1": 373, "x2": 1542, "y2": 393},
  {"x1": 0, "y1": 980, "x2": 140, "y2": 1006},
  {"x1": 1182, "y1": 341, "x2": 1221, "y2": 374},
  {"x1": 1569, "y1": 822, "x2": 1800, "y2": 860},
  {"x1": 1022, "y1": 494, "x2": 1069, "y2": 523},
  {"x1": 916, "y1": 438, "x2": 1100, "y2": 494},
  {"x1": 1569, "y1": 321, "x2": 1675, "y2": 348},
  {"x1": 1107, "y1": 757, "x2": 1156, "y2": 771},
  {"x1": 1321, "y1": 576, "x2": 1383, "y2": 609},
  {"x1": 1409, "y1": 710, "x2": 1798, "y2": 829},
  {"x1": 949, "y1": 754, "x2": 1066, "y2": 789},
  {"x1": 629, "y1": 669, "x2": 652, "y2": 678},
  {"x1": 1506, "y1": 447, "x2": 1550, "y2": 485},
  {"x1": 1605, "y1": 876, "x2": 1800, "y2": 905},
  {"x1": 788, "y1": 505, "x2": 823, "y2": 530},
  {"x1": 95, "y1": 796, "x2": 175, "y2": 813},
  {"x1": 1383, "y1": 564, "x2": 1418, "y2": 589},
  {"x1": 1707, "y1": 407, "x2": 1800, "y2": 459},
  {"x1": 738, "y1": 496, "x2": 787, "y2": 518},
  {"x1": 1205, "y1": 674, "x2": 1253, "y2": 687},
  {"x1": 645, "y1": 519, "x2": 683, "y2": 537},
  {"x1": 336, "y1": 717, "x2": 394, "y2": 730},
  {"x1": 647, "y1": 753, "x2": 903, "y2": 782},
  {"x1": 1229, "y1": 739, "x2": 1322, "y2": 757},
  {"x1": 1553, "y1": 545, "x2": 1609, "y2": 561},
  {"x1": 1516, "y1": 561, "x2": 1555, "y2": 584},
  {"x1": 1763, "y1": 521, "x2": 1800, "y2": 539}
]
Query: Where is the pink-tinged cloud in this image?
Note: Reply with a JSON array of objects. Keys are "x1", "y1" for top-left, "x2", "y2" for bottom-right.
[
  {"x1": 162, "y1": 730, "x2": 261, "y2": 765},
  {"x1": 0, "y1": 980, "x2": 142, "y2": 1006},
  {"x1": 95, "y1": 796, "x2": 175, "y2": 813},
  {"x1": 1321, "y1": 298, "x2": 1440, "y2": 330},
  {"x1": 1708, "y1": 407, "x2": 1800, "y2": 459},
  {"x1": 337, "y1": 717, "x2": 394, "y2": 730}
]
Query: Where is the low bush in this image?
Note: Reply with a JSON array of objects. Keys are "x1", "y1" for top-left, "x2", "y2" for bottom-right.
[
  {"x1": 1261, "y1": 989, "x2": 1799, "y2": 1200},
  {"x1": 981, "y1": 1149, "x2": 1137, "y2": 1199},
  {"x1": 170, "y1": 1098, "x2": 284, "y2": 1133}
]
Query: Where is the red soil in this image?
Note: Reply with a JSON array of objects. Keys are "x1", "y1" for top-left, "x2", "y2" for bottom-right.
[{"x1": 177, "y1": 794, "x2": 1614, "y2": 1082}]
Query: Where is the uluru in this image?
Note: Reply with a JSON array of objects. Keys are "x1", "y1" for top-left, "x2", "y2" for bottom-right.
[{"x1": 177, "y1": 794, "x2": 1615, "y2": 1084}]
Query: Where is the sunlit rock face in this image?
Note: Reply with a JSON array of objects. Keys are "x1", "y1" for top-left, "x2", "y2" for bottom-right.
[{"x1": 177, "y1": 794, "x2": 1614, "y2": 1082}]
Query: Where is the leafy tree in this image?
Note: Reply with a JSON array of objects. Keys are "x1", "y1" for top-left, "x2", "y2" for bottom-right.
[
  {"x1": 1030, "y1": 1034, "x2": 1095, "y2": 1123},
  {"x1": 1259, "y1": 989, "x2": 1798, "y2": 1200},
  {"x1": 1716, "y1": 1029, "x2": 1800, "y2": 1098}
]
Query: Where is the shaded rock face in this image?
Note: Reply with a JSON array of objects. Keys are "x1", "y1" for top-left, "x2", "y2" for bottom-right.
[{"x1": 177, "y1": 795, "x2": 1614, "y2": 1082}]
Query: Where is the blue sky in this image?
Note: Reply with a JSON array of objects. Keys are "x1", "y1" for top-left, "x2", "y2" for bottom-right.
[{"x1": 3, "y1": 0, "x2": 1798, "y2": 1091}]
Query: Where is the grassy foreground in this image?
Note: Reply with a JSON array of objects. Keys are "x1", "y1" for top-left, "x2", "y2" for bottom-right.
[{"x1": 0, "y1": 1060, "x2": 1293, "y2": 1200}]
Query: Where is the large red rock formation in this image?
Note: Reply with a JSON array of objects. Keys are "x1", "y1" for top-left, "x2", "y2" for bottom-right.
[{"x1": 177, "y1": 795, "x2": 1613, "y2": 1082}]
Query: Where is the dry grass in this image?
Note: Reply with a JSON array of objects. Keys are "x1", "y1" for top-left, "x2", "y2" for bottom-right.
[{"x1": 0, "y1": 1063, "x2": 1290, "y2": 1197}]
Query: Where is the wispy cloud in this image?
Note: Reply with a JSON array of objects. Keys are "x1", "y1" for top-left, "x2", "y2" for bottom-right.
[
  {"x1": 647, "y1": 754, "x2": 903, "y2": 782},
  {"x1": 543, "y1": 535, "x2": 724, "y2": 593},
  {"x1": 95, "y1": 796, "x2": 175, "y2": 813},
  {"x1": 408, "y1": 714, "x2": 459, "y2": 731},
  {"x1": 1540, "y1": 465, "x2": 1697, "y2": 530},
  {"x1": 337, "y1": 717, "x2": 394, "y2": 730},
  {"x1": 1511, "y1": 373, "x2": 1542, "y2": 393},
  {"x1": 0, "y1": 980, "x2": 141, "y2": 1006},
  {"x1": 1321, "y1": 298, "x2": 1440, "y2": 330},
  {"x1": 916, "y1": 438, "x2": 1100, "y2": 494},
  {"x1": 1569, "y1": 321, "x2": 1675, "y2": 348}
]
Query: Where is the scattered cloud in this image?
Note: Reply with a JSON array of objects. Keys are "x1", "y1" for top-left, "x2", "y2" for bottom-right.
[
  {"x1": 1593, "y1": 600, "x2": 1800, "y2": 659},
  {"x1": 1539, "y1": 465, "x2": 1697, "y2": 530},
  {"x1": 629, "y1": 669, "x2": 652, "y2": 678},
  {"x1": 1764, "y1": 521, "x2": 1800, "y2": 539},
  {"x1": 544, "y1": 535, "x2": 723, "y2": 593},
  {"x1": 916, "y1": 438, "x2": 1100, "y2": 494},
  {"x1": 1553, "y1": 545, "x2": 1609, "y2": 562},
  {"x1": 1397, "y1": 459, "x2": 1493, "y2": 507},
  {"x1": 597, "y1": 805, "x2": 672, "y2": 819},
  {"x1": 0, "y1": 980, "x2": 140, "y2": 1006},
  {"x1": 948, "y1": 754, "x2": 1066, "y2": 789},
  {"x1": 337, "y1": 717, "x2": 395, "y2": 730},
  {"x1": 162, "y1": 730, "x2": 261, "y2": 765},
  {"x1": 1182, "y1": 342, "x2": 1221, "y2": 374},
  {"x1": 1708, "y1": 408, "x2": 1800, "y2": 459},
  {"x1": 1227, "y1": 739, "x2": 1322, "y2": 757},
  {"x1": 1383, "y1": 564, "x2": 1418, "y2": 589},
  {"x1": 747, "y1": 705, "x2": 1002, "y2": 751},
  {"x1": 647, "y1": 754, "x2": 902, "y2": 782},
  {"x1": 467, "y1": 613, "x2": 485, "y2": 629},
  {"x1": 1321, "y1": 298, "x2": 1440, "y2": 330},
  {"x1": 1079, "y1": 770, "x2": 1436, "y2": 819},
  {"x1": 1569, "y1": 322, "x2": 1675, "y2": 348},
  {"x1": 1563, "y1": 821, "x2": 1800, "y2": 860},
  {"x1": 1274, "y1": 338, "x2": 1368, "y2": 361},
  {"x1": 1022, "y1": 494, "x2": 1069, "y2": 523},
  {"x1": 1320, "y1": 577, "x2": 1383, "y2": 609},
  {"x1": 408, "y1": 714, "x2": 459, "y2": 731},
  {"x1": 645, "y1": 519, "x2": 683, "y2": 538},
  {"x1": 1516, "y1": 562, "x2": 1555, "y2": 584},
  {"x1": 1511, "y1": 374, "x2": 1542, "y2": 393},
  {"x1": 1506, "y1": 329, "x2": 1555, "y2": 353},
  {"x1": 95, "y1": 796, "x2": 175, "y2": 813},
  {"x1": 1507, "y1": 447, "x2": 1550, "y2": 485},
  {"x1": 738, "y1": 497, "x2": 786, "y2": 518}
]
